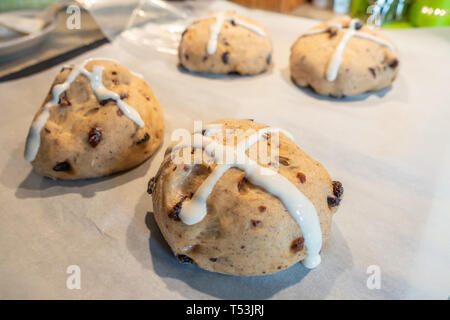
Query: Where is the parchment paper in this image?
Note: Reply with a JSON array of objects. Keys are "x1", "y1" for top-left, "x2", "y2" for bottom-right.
[{"x1": 0, "y1": 1, "x2": 449, "y2": 299}]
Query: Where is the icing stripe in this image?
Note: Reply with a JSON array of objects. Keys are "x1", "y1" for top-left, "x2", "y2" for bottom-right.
[
  {"x1": 89, "y1": 66, "x2": 144, "y2": 128},
  {"x1": 300, "y1": 19, "x2": 395, "y2": 82},
  {"x1": 207, "y1": 13, "x2": 267, "y2": 55},
  {"x1": 353, "y1": 32, "x2": 395, "y2": 52},
  {"x1": 24, "y1": 59, "x2": 144, "y2": 162},
  {"x1": 207, "y1": 12, "x2": 227, "y2": 55},
  {"x1": 301, "y1": 24, "x2": 342, "y2": 37},
  {"x1": 229, "y1": 17, "x2": 267, "y2": 37},
  {"x1": 326, "y1": 29, "x2": 355, "y2": 82},
  {"x1": 175, "y1": 127, "x2": 322, "y2": 269}
]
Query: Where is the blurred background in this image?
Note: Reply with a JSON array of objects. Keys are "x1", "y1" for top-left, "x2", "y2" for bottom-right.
[
  {"x1": 233, "y1": 0, "x2": 450, "y2": 28},
  {"x1": 0, "y1": 0, "x2": 448, "y2": 81}
]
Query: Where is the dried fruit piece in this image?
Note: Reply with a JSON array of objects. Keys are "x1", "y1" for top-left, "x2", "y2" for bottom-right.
[
  {"x1": 369, "y1": 67, "x2": 376, "y2": 78},
  {"x1": 99, "y1": 98, "x2": 115, "y2": 106},
  {"x1": 53, "y1": 161, "x2": 71, "y2": 172},
  {"x1": 258, "y1": 205, "x2": 266, "y2": 213},
  {"x1": 291, "y1": 237, "x2": 304, "y2": 252},
  {"x1": 332, "y1": 181, "x2": 344, "y2": 198},
  {"x1": 297, "y1": 172, "x2": 306, "y2": 183},
  {"x1": 176, "y1": 254, "x2": 194, "y2": 264},
  {"x1": 328, "y1": 29, "x2": 338, "y2": 38},
  {"x1": 58, "y1": 92, "x2": 71, "y2": 107},
  {"x1": 237, "y1": 174, "x2": 248, "y2": 191},
  {"x1": 147, "y1": 177, "x2": 156, "y2": 195},
  {"x1": 389, "y1": 59, "x2": 399, "y2": 69},
  {"x1": 222, "y1": 52, "x2": 230, "y2": 64},
  {"x1": 354, "y1": 21, "x2": 363, "y2": 30},
  {"x1": 278, "y1": 156, "x2": 290, "y2": 166},
  {"x1": 88, "y1": 127, "x2": 102, "y2": 148},
  {"x1": 136, "y1": 133, "x2": 150, "y2": 145},
  {"x1": 169, "y1": 197, "x2": 188, "y2": 221},
  {"x1": 327, "y1": 196, "x2": 341, "y2": 207},
  {"x1": 251, "y1": 220, "x2": 262, "y2": 228}
]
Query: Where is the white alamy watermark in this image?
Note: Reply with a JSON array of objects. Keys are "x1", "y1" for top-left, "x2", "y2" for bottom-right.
[
  {"x1": 66, "y1": 265, "x2": 81, "y2": 290},
  {"x1": 170, "y1": 121, "x2": 291, "y2": 175},
  {"x1": 366, "y1": 265, "x2": 381, "y2": 290},
  {"x1": 66, "y1": 5, "x2": 81, "y2": 30}
]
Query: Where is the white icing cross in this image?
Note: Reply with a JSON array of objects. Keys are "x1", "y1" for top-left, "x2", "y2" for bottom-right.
[
  {"x1": 301, "y1": 19, "x2": 396, "y2": 82},
  {"x1": 173, "y1": 127, "x2": 323, "y2": 269},
  {"x1": 207, "y1": 12, "x2": 267, "y2": 55},
  {"x1": 24, "y1": 58, "x2": 145, "y2": 162}
]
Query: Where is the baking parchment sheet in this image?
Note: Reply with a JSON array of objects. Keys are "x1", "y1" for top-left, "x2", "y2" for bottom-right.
[{"x1": 0, "y1": 1, "x2": 449, "y2": 299}]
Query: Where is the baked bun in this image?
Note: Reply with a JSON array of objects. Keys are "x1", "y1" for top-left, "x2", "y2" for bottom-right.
[
  {"x1": 24, "y1": 59, "x2": 164, "y2": 179},
  {"x1": 290, "y1": 16, "x2": 399, "y2": 97},
  {"x1": 150, "y1": 119, "x2": 343, "y2": 275},
  {"x1": 179, "y1": 12, "x2": 273, "y2": 75}
]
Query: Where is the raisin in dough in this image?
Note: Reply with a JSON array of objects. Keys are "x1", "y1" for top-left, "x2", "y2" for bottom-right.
[
  {"x1": 290, "y1": 16, "x2": 399, "y2": 97},
  {"x1": 24, "y1": 59, "x2": 164, "y2": 179},
  {"x1": 179, "y1": 12, "x2": 273, "y2": 75},
  {"x1": 150, "y1": 119, "x2": 343, "y2": 276}
]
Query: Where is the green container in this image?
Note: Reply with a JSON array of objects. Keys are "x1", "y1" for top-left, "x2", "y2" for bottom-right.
[
  {"x1": 350, "y1": 0, "x2": 371, "y2": 19},
  {"x1": 351, "y1": 0, "x2": 450, "y2": 27},
  {"x1": 408, "y1": 0, "x2": 450, "y2": 27},
  {"x1": 351, "y1": 0, "x2": 412, "y2": 24},
  {"x1": 0, "y1": 0, "x2": 56, "y2": 12}
]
